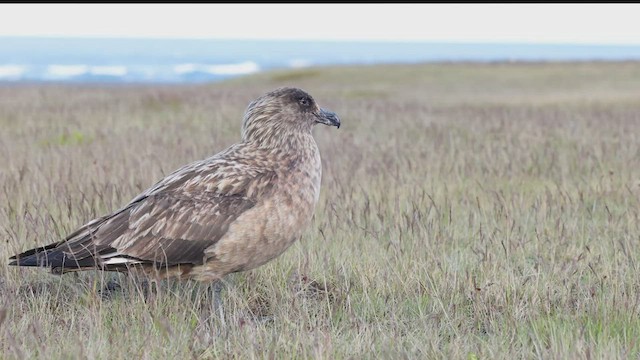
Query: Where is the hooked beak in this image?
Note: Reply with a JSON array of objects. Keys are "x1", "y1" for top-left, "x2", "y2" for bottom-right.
[{"x1": 316, "y1": 108, "x2": 341, "y2": 129}]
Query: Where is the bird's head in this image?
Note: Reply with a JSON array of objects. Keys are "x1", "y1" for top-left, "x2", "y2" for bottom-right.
[{"x1": 241, "y1": 87, "x2": 340, "y2": 145}]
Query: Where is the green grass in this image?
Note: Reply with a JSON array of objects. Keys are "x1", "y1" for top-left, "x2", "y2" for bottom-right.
[{"x1": 2, "y1": 61, "x2": 640, "y2": 358}]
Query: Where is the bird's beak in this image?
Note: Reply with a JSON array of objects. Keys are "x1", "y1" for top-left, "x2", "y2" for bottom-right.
[{"x1": 316, "y1": 108, "x2": 341, "y2": 129}]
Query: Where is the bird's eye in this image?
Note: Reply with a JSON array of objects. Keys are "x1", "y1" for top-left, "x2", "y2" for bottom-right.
[{"x1": 298, "y1": 97, "x2": 310, "y2": 106}]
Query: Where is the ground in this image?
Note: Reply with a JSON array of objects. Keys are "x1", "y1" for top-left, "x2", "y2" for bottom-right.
[{"x1": 1, "y1": 61, "x2": 640, "y2": 358}]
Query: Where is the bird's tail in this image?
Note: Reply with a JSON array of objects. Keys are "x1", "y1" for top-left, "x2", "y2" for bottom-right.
[{"x1": 9, "y1": 244, "x2": 100, "y2": 273}]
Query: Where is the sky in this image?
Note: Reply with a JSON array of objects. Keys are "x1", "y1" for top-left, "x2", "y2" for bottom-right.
[{"x1": 0, "y1": 4, "x2": 639, "y2": 45}]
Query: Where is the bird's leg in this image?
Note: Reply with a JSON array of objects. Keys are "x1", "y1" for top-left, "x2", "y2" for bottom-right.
[
  {"x1": 195, "y1": 279, "x2": 226, "y2": 343},
  {"x1": 145, "y1": 278, "x2": 161, "y2": 304},
  {"x1": 128, "y1": 274, "x2": 159, "y2": 303},
  {"x1": 209, "y1": 280, "x2": 226, "y2": 327}
]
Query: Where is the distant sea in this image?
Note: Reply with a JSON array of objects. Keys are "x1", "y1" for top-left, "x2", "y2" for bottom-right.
[{"x1": 2, "y1": 37, "x2": 640, "y2": 83}]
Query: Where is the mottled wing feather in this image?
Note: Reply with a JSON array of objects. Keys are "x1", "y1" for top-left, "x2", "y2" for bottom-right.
[
  {"x1": 104, "y1": 193, "x2": 256, "y2": 265},
  {"x1": 58, "y1": 151, "x2": 277, "y2": 267},
  {"x1": 137, "y1": 149, "x2": 277, "y2": 200}
]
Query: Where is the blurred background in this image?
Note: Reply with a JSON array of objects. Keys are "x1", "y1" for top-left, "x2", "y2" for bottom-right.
[{"x1": 1, "y1": 4, "x2": 639, "y2": 83}]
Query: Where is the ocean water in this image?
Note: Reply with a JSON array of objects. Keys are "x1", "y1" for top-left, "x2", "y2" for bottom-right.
[{"x1": 1, "y1": 37, "x2": 640, "y2": 83}]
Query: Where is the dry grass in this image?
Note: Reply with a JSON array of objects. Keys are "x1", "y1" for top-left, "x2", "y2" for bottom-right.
[{"x1": 2, "y1": 61, "x2": 640, "y2": 359}]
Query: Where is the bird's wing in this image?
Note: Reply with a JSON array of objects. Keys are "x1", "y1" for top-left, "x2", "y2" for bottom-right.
[
  {"x1": 92, "y1": 191, "x2": 258, "y2": 265},
  {"x1": 16, "y1": 149, "x2": 278, "y2": 269}
]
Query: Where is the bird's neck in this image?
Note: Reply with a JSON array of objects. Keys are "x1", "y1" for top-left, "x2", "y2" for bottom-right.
[{"x1": 245, "y1": 128, "x2": 317, "y2": 155}]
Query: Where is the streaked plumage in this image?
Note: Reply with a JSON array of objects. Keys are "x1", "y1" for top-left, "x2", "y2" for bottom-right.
[{"x1": 9, "y1": 87, "x2": 340, "y2": 282}]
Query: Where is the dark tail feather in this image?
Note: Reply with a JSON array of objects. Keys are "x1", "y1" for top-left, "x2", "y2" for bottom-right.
[
  {"x1": 9, "y1": 245, "x2": 100, "y2": 271},
  {"x1": 9, "y1": 243, "x2": 60, "y2": 266}
]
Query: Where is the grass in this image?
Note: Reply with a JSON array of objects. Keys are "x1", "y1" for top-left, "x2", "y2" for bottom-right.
[{"x1": 2, "y1": 61, "x2": 640, "y2": 358}]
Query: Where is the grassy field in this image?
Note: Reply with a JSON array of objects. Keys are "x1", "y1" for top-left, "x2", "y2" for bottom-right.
[{"x1": 2, "y1": 61, "x2": 640, "y2": 359}]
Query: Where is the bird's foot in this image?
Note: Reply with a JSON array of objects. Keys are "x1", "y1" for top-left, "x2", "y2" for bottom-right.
[{"x1": 98, "y1": 280, "x2": 122, "y2": 300}]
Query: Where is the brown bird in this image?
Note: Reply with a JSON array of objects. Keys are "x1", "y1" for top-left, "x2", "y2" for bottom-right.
[{"x1": 9, "y1": 87, "x2": 340, "y2": 283}]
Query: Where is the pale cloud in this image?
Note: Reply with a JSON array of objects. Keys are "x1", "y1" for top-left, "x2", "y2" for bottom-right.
[{"x1": 0, "y1": 4, "x2": 639, "y2": 44}]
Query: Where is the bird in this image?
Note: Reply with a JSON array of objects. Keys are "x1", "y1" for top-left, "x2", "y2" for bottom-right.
[{"x1": 9, "y1": 87, "x2": 340, "y2": 283}]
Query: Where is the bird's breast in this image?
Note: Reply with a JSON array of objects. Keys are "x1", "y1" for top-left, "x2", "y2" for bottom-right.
[
  {"x1": 282, "y1": 145, "x2": 322, "y2": 211},
  {"x1": 200, "y1": 139, "x2": 323, "y2": 275}
]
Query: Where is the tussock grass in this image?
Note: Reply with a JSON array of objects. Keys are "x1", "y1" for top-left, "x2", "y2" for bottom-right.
[{"x1": 2, "y1": 62, "x2": 640, "y2": 358}]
